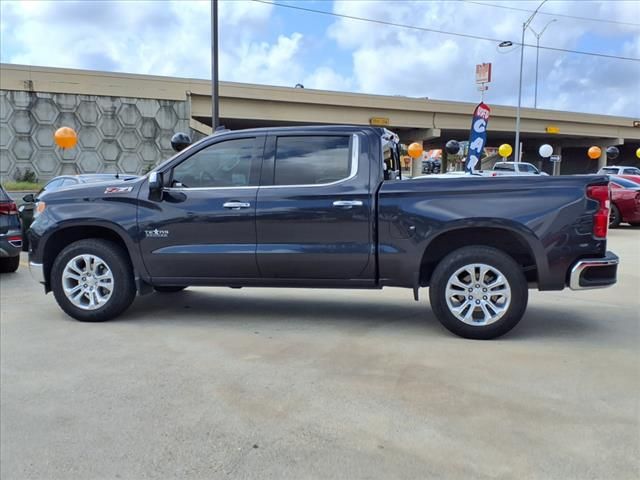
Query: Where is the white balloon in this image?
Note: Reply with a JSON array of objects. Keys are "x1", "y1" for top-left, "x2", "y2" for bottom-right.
[{"x1": 539, "y1": 144, "x2": 553, "y2": 158}]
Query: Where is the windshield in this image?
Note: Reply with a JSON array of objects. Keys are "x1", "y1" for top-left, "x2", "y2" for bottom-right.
[{"x1": 611, "y1": 177, "x2": 640, "y2": 189}]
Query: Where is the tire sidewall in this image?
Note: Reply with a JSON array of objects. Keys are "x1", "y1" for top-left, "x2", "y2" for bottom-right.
[
  {"x1": 429, "y1": 246, "x2": 528, "y2": 339},
  {"x1": 51, "y1": 239, "x2": 135, "y2": 322},
  {"x1": 609, "y1": 204, "x2": 621, "y2": 228}
]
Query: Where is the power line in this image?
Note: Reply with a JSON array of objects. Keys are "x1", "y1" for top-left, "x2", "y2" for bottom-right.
[
  {"x1": 253, "y1": 0, "x2": 640, "y2": 62},
  {"x1": 463, "y1": 1, "x2": 640, "y2": 28}
]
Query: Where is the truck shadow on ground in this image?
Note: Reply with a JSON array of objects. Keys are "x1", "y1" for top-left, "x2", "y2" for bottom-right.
[{"x1": 123, "y1": 289, "x2": 605, "y2": 341}]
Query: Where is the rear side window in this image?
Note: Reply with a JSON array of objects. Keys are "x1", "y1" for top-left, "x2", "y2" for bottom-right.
[
  {"x1": 494, "y1": 164, "x2": 514, "y2": 171},
  {"x1": 623, "y1": 167, "x2": 640, "y2": 175},
  {"x1": 274, "y1": 136, "x2": 351, "y2": 186}
]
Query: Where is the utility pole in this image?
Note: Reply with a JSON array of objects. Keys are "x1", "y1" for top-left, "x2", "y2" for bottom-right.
[
  {"x1": 211, "y1": 0, "x2": 219, "y2": 131},
  {"x1": 530, "y1": 19, "x2": 557, "y2": 109},
  {"x1": 514, "y1": 0, "x2": 548, "y2": 163}
]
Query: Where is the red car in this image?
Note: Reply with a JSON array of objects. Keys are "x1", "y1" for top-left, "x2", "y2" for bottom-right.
[
  {"x1": 609, "y1": 176, "x2": 640, "y2": 227},
  {"x1": 619, "y1": 174, "x2": 640, "y2": 185}
]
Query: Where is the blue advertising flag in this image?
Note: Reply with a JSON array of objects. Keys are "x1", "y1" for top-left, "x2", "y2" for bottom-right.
[{"x1": 465, "y1": 102, "x2": 491, "y2": 173}]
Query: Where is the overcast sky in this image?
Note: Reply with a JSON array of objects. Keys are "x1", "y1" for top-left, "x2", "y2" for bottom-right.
[{"x1": 1, "y1": 0, "x2": 639, "y2": 117}]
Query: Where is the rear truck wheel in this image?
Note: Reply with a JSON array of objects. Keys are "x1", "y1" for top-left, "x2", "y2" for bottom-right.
[
  {"x1": 428, "y1": 246, "x2": 528, "y2": 340},
  {"x1": 609, "y1": 204, "x2": 621, "y2": 228},
  {"x1": 0, "y1": 255, "x2": 20, "y2": 273},
  {"x1": 51, "y1": 239, "x2": 136, "y2": 322},
  {"x1": 154, "y1": 286, "x2": 187, "y2": 293}
]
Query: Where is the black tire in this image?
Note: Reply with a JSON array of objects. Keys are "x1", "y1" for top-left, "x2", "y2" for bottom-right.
[
  {"x1": 609, "y1": 204, "x2": 621, "y2": 228},
  {"x1": 154, "y1": 286, "x2": 187, "y2": 293},
  {"x1": 0, "y1": 255, "x2": 20, "y2": 273},
  {"x1": 21, "y1": 226, "x2": 29, "y2": 252},
  {"x1": 428, "y1": 246, "x2": 528, "y2": 340},
  {"x1": 51, "y1": 239, "x2": 136, "y2": 322}
]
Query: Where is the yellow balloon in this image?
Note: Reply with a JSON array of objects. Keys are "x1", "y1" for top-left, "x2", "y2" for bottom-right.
[
  {"x1": 54, "y1": 126, "x2": 77, "y2": 149},
  {"x1": 407, "y1": 142, "x2": 423, "y2": 159},
  {"x1": 498, "y1": 143, "x2": 513, "y2": 158},
  {"x1": 587, "y1": 146, "x2": 602, "y2": 160},
  {"x1": 636, "y1": 147, "x2": 640, "y2": 159}
]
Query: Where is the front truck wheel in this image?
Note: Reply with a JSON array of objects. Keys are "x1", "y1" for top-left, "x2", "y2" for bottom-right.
[
  {"x1": 51, "y1": 239, "x2": 136, "y2": 322},
  {"x1": 428, "y1": 246, "x2": 528, "y2": 339}
]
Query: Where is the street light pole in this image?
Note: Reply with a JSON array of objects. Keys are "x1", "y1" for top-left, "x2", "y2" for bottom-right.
[
  {"x1": 513, "y1": 0, "x2": 548, "y2": 164},
  {"x1": 530, "y1": 19, "x2": 557, "y2": 108},
  {"x1": 514, "y1": 23, "x2": 525, "y2": 163},
  {"x1": 211, "y1": 0, "x2": 219, "y2": 131}
]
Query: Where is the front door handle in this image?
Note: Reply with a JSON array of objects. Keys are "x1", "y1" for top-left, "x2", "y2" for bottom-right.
[
  {"x1": 332, "y1": 200, "x2": 363, "y2": 208},
  {"x1": 223, "y1": 201, "x2": 251, "y2": 209}
]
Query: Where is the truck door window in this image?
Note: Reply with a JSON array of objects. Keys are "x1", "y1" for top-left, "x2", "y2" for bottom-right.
[
  {"x1": 273, "y1": 136, "x2": 351, "y2": 186},
  {"x1": 171, "y1": 138, "x2": 257, "y2": 188}
]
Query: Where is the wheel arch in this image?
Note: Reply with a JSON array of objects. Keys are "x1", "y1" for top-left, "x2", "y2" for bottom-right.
[
  {"x1": 41, "y1": 221, "x2": 146, "y2": 291},
  {"x1": 418, "y1": 223, "x2": 543, "y2": 287}
]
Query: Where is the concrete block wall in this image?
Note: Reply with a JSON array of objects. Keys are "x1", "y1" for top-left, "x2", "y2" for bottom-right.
[{"x1": 0, "y1": 90, "x2": 192, "y2": 182}]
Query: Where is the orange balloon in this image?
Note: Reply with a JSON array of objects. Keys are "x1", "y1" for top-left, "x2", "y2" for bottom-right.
[
  {"x1": 54, "y1": 126, "x2": 77, "y2": 149},
  {"x1": 408, "y1": 142, "x2": 423, "y2": 159},
  {"x1": 587, "y1": 146, "x2": 602, "y2": 160}
]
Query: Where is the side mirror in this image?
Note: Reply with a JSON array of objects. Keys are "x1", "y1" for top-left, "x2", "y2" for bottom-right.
[
  {"x1": 22, "y1": 193, "x2": 35, "y2": 203},
  {"x1": 148, "y1": 171, "x2": 164, "y2": 192}
]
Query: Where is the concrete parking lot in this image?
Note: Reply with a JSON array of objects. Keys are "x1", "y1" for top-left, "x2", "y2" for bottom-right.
[{"x1": 1, "y1": 229, "x2": 639, "y2": 480}]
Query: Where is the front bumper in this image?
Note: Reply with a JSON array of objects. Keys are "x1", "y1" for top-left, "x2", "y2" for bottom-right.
[
  {"x1": 569, "y1": 251, "x2": 618, "y2": 290},
  {"x1": 29, "y1": 261, "x2": 45, "y2": 285}
]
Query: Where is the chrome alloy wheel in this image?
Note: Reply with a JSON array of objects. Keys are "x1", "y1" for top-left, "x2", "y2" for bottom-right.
[
  {"x1": 61, "y1": 254, "x2": 114, "y2": 310},
  {"x1": 444, "y1": 263, "x2": 511, "y2": 326}
]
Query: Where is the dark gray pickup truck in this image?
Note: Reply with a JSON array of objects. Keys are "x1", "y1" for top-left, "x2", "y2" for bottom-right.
[{"x1": 28, "y1": 126, "x2": 618, "y2": 339}]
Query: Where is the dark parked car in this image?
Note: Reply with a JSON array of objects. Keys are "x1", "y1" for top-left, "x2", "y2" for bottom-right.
[
  {"x1": 19, "y1": 174, "x2": 138, "y2": 250},
  {"x1": 609, "y1": 176, "x2": 640, "y2": 227},
  {"x1": 29, "y1": 126, "x2": 618, "y2": 339},
  {"x1": 0, "y1": 184, "x2": 22, "y2": 273}
]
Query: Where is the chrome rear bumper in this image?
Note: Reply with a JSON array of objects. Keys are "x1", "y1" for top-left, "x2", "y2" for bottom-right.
[{"x1": 569, "y1": 252, "x2": 618, "y2": 290}]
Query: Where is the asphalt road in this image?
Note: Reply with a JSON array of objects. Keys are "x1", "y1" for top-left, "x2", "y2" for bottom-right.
[{"x1": 1, "y1": 228, "x2": 639, "y2": 480}]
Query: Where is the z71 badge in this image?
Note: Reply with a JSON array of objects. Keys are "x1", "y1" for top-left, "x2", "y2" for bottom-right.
[{"x1": 105, "y1": 186, "x2": 133, "y2": 194}]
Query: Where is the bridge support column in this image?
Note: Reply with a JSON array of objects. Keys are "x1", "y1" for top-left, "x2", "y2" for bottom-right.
[{"x1": 597, "y1": 143, "x2": 608, "y2": 171}]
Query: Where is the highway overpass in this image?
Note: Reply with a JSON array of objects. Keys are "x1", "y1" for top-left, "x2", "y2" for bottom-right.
[{"x1": 1, "y1": 64, "x2": 638, "y2": 179}]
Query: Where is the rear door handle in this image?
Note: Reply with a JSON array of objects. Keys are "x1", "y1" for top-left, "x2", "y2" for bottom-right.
[
  {"x1": 332, "y1": 200, "x2": 363, "y2": 208},
  {"x1": 223, "y1": 201, "x2": 251, "y2": 209}
]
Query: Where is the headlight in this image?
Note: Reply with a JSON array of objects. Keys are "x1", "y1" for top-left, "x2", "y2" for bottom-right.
[{"x1": 33, "y1": 201, "x2": 46, "y2": 219}]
